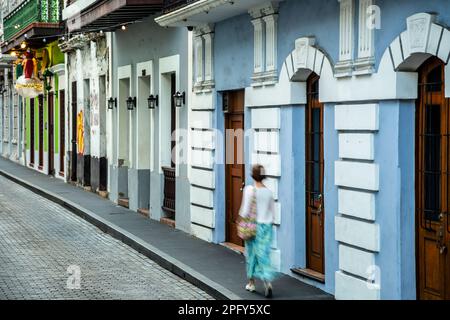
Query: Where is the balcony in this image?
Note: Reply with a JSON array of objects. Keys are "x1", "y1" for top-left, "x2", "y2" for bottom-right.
[
  {"x1": 156, "y1": 0, "x2": 271, "y2": 27},
  {"x1": 2, "y1": 0, "x2": 63, "y2": 53},
  {"x1": 63, "y1": 0, "x2": 164, "y2": 33}
]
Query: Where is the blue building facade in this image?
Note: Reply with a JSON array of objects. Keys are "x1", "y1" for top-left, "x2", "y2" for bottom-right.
[{"x1": 157, "y1": 0, "x2": 450, "y2": 299}]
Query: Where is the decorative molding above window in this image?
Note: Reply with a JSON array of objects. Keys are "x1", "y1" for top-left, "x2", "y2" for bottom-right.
[
  {"x1": 354, "y1": 0, "x2": 375, "y2": 75},
  {"x1": 335, "y1": 0, "x2": 354, "y2": 78},
  {"x1": 193, "y1": 24, "x2": 215, "y2": 93},
  {"x1": 249, "y1": 1, "x2": 279, "y2": 87}
]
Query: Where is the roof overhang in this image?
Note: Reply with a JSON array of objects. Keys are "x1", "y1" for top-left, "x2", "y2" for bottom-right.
[
  {"x1": 1, "y1": 22, "x2": 64, "y2": 54},
  {"x1": 64, "y1": 0, "x2": 164, "y2": 32},
  {"x1": 155, "y1": 0, "x2": 281, "y2": 27}
]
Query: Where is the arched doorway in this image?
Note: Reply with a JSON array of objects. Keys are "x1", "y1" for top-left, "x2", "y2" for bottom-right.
[
  {"x1": 416, "y1": 56, "x2": 450, "y2": 300},
  {"x1": 305, "y1": 72, "x2": 325, "y2": 276}
]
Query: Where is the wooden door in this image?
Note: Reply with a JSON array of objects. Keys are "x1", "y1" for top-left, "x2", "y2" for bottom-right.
[
  {"x1": 38, "y1": 95, "x2": 44, "y2": 169},
  {"x1": 48, "y1": 92, "x2": 54, "y2": 175},
  {"x1": 59, "y1": 90, "x2": 65, "y2": 176},
  {"x1": 71, "y1": 82, "x2": 77, "y2": 181},
  {"x1": 29, "y1": 98, "x2": 35, "y2": 166},
  {"x1": 416, "y1": 56, "x2": 450, "y2": 300},
  {"x1": 305, "y1": 73, "x2": 325, "y2": 275},
  {"x1": 225, "y1": 90, "x2": 245, "y2": 247}
]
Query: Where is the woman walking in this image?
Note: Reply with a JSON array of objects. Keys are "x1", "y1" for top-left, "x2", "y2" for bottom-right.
[{"x1": 239, "y1": 164, "x2": 276, "y2": 298}]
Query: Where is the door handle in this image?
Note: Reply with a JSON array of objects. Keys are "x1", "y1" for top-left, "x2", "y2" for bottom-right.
[
  {"x1": 240, "y1": 182, "x2": 245, "y2": 192},
  {"x1": 436, "y1": 225, "x2": 447, "y2": 254},
  {"x1": 317, "y1": 194, "x2": 323, "y2": 227}
]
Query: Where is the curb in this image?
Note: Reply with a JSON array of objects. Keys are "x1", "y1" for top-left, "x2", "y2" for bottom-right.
[{"x1": 0, "y1": 169, "x2": 242, "y2": 301}]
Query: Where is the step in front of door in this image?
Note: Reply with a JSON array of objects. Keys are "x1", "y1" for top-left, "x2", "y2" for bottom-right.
[
  {"x1": 118, "y1": 198, "x2": 129, "y2": 209},
  {"x1": 137, "y1": 208, "x2": 150, "y2": 218},
  {"x1": 160, "y1": 217, "x2": 175, "y2": 228},
  {"x1": 291, "y1": 268, "x2": 325, "y2": 283}
]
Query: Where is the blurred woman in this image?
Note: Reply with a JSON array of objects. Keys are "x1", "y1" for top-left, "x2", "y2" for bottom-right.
[{"x1": 239, "y1": 164, "x2": 276, "y2": 298}]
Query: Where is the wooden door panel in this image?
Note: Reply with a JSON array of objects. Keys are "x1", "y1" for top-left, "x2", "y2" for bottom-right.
[
  {"x1": 71, "y1": 82, "x2": 77, "y2": 181},
  {"x1": 306, "y1": 73, "x2": 325, "y2": 275},
  {"x1": 59, "y1": 90, "x2": 65, "y2": 175},
  {"x1": 38, "y1": 95, "x2": 44, "y2": 169},
  {"x1": 422, "y1": 237, "x2": 443, "y2": 296},
  {"x1": 225, "y1": 90, "x2": 245, "y2": 247},
  {"x1": 48, "y1": 92, "x2": 54, "y2": 175},
  {"x1": 29, "y1": 99, "x2": 35, "y2": 166},
  {"x1": 416, "y1": 57, "x2": 449, "y2": 300}
]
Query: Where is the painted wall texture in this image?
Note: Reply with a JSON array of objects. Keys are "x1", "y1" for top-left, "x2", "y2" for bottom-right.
[{"x1": 110, "y1": 16, "x2": 191, "y2": 233}]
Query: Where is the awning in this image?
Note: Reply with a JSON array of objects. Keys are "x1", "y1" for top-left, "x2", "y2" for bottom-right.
[
  {"x1": 65, "y1": 0, "x2": 164, "y2": 32},
  {"x1": 1, "y1": 22, "x2": 63, "y2": 54}
]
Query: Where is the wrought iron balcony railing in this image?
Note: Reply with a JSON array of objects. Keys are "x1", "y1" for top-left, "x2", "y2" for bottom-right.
[
  {"x1": 3, "y1": 0, "x2": 61, "y2": 42},
  {"x1": 163, "y1": 0, "x2": 200, "y2": 14}
]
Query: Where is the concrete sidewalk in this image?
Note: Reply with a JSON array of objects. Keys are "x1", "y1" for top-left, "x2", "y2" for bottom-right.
[{"x1": 0, "y1": 158, "x2": 333, "y2": 300}]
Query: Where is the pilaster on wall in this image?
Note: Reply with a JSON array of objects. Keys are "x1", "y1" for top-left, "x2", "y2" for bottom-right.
[
  {"x1": 193, "y1": 24, "x2": 215, "y2": 93},
  {"x1": 335, "y1": 0, "x2": 354, "y2": 77},
  {"x1": 190, "y1": 24, "x2": 217, "y2": 241},
  {"x1": 334, "y1": 103, "x2": 381, "y2": 300},
  {"x1": 189, "y1": 92, "x2": 216, "y2": 242},
  {"x1": 354, "y1": 0, "x2": 375, "y2": 75},
  {"x1": 249, "y1": 2, "x2": 279, "y2": 87}
]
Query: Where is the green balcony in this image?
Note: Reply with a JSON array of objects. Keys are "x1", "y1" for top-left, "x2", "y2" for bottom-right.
[{"x1": 2, "y1": 0, "x2": 62, "y2": 52}]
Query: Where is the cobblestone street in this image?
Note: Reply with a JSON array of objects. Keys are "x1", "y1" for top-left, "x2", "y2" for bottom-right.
[{"x1": 0, "y1": 176, "x2": 212, "y2": 300}]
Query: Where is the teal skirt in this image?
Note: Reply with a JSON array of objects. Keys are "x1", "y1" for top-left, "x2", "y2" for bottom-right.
[{"x1": 245, "y1": 223, "x2": 276, "y2": 282}]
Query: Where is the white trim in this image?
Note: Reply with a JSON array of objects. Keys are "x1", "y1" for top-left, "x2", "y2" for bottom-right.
[
  {"x1": 263, "y1": 13, "x2": 278, "y2": 73},
  {"x1": 251, "y1": 18, "x2": 265, "y2": 74},
  {"x1": 203, "y1": 32, "x2": 214, "y2": 82},
  {"x1": 357, "y1": 0, "x2": 374, "y2": 59},
  {"x1": 247, "y1": 13, "x2": 450, "y2": 106},
  {"x1": 354, "y1": 0, "x2": 375, "y2": 75},
  {"x1": 194, "y1": 35, "x2": 204, "y2": 84},
  {"x1": 136, "y1": 60, "x2": 154, "y2": 171},
  {"x1": 49, "y1": 63, "x2": 65, "y2": 76},
  {"x1": 158, "y1": 55, "x2": 180, "y2": 175},
  {"x1": 118, "y1": 65, "x2": 132, "y2": 81},
  {"x1": 336, "y1": 0, "x2": 354, "y2": 77},
  {"x1": 117, "y1": 65, "x2": 132, "y2": 167}
]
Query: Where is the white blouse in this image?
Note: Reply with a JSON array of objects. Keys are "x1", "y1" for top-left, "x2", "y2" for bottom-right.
[{"x1": 239, "y1": 185, "x2": 275, "y2": 224}]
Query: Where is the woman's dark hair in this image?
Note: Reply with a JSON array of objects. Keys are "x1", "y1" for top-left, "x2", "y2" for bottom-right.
[{"x1": 251, "y1": 164, "x2": 266, "y2": 182}]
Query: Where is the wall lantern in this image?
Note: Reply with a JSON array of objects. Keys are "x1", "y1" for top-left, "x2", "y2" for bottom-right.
[
  {"x1": 173, "y1": 91, "x2": 185, "y2": 108},
  {"x1": 107, "y1": 97, "x2": 117, "y2": 109},
  {"x1": 147, "y1": 94, "x2": 158, "y2": 109},
  {"x1": 42, "y1": 69, "x2": 54, "y2": 91},
  {"x1": 127, "y1": 96, "x2": 137, "y2": 110}
]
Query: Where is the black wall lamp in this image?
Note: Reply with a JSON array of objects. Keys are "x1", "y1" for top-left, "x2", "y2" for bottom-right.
[
  {"x1": 42, "y1": 69, "x2": 54, "y2": 91},
  {"x1": 108, "y1": 97, "x2": 117, "y2": 109},
  {"x1": 173, "y1": 91, "x2": 185, "y2": 108},
  {"x1": 147, "y1": 94, "x2": 158, "y2": 109},
  {"x1": 127, "y1": 96, "x2": 137, "y2": 110}
]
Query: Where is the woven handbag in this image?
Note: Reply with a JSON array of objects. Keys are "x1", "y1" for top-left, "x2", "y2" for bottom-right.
[{"x1": 237, "y1": 187, "x2": 257, "y2": 241}]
